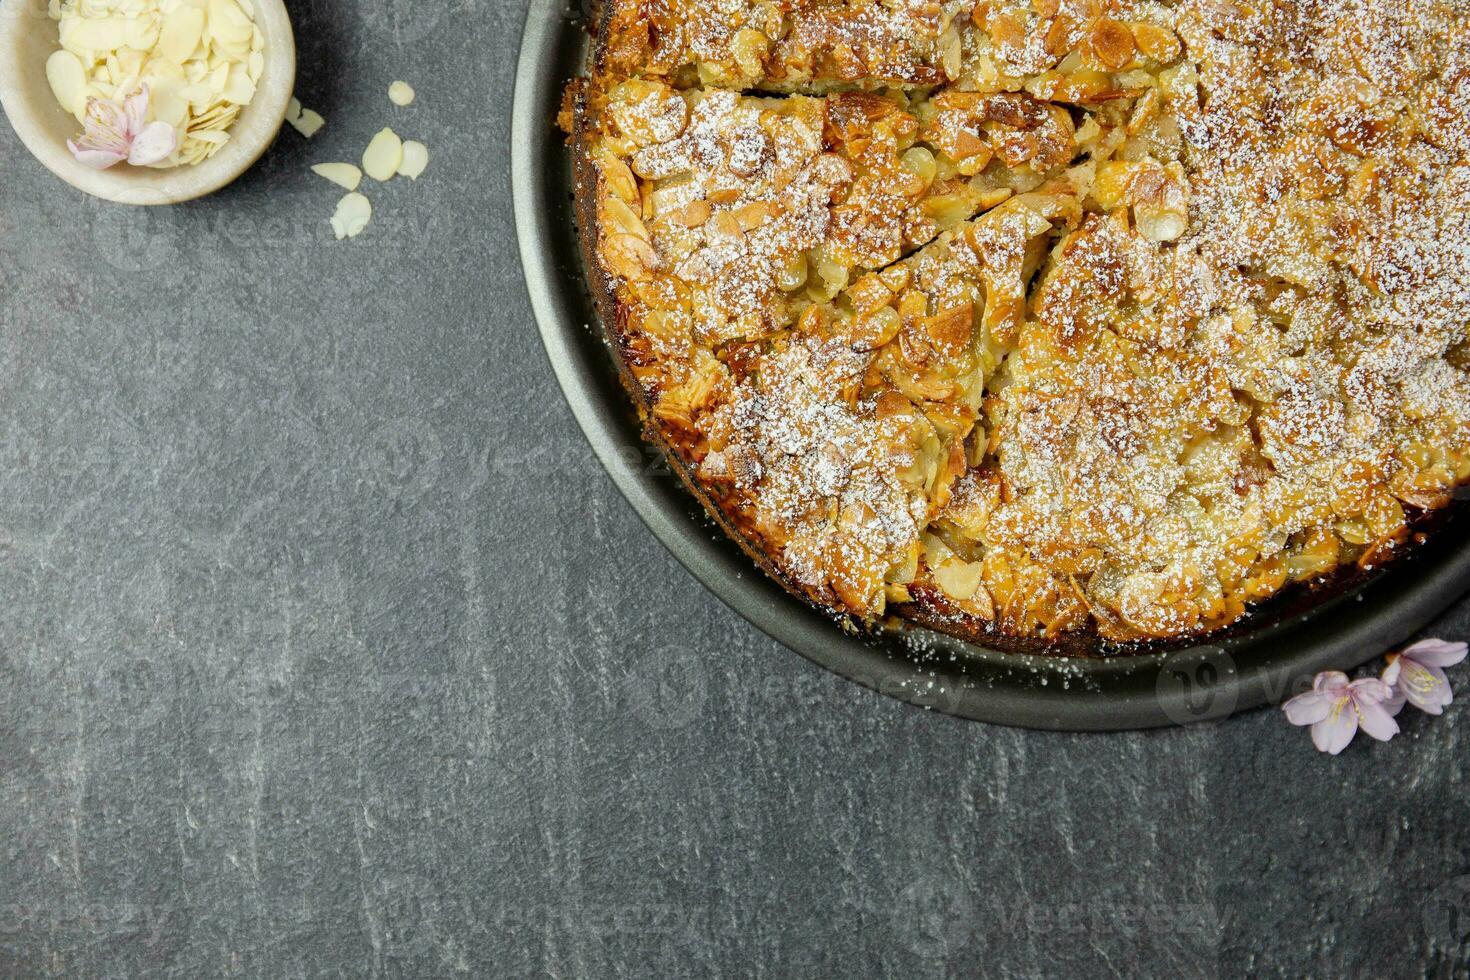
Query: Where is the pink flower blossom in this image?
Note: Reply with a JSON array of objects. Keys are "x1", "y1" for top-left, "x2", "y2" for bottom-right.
[
  {"x1": 1282, "y1": 671, "x2": 1399, "y2": 755},
  {"x1": 1382, "y1": 639, "x2": 1468, "y2": 717},
  {"x1": 67, "y1": 85, "x2": 177, "y2": 170}
]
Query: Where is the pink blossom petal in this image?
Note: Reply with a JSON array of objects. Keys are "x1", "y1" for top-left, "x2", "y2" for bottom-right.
[
  {"x1": 1402, "y1": 639, "x2": 1468, "y2": 668},
  {"x1": 1283, "y1": 689, "x2": 1335, "y2": 726},
  {"x1": 73, "y1": 127, "x2": 130, "y2": 156},
  {"x1": 122, "y1": 84, "x2": 150, "y2": 137},
  {"x1": 1355, "y1": 697, "x2": 1400, "y2": 742},
  {"x1": 1382, "y1": 686, "x2": 1406, "y2": 717},
  {"x1": 67, "y1": 141, "x2": 127, "y2": 169},
  {"x1": 127, "y1": 121, "x2": 177, "y2": 166},
  {"x1": 1314, "y1": 671, "x2": 1350, "y2": 694},
  {"x1": 1382, "y1": 658, "x2": 1402, "y2": 687},
  {"x1": 82, "y1": 98, "x2": 130, "y2": 148},
  {"x1": 1310, "y1": 698, "x2": 1358, "y2": 755},
  {"x1": 1350, "y1": 676, "x2": 1392, "y2": 704},
  {"x1": 1398, "y1": 658, "x2": 1453, "y2": 715}
]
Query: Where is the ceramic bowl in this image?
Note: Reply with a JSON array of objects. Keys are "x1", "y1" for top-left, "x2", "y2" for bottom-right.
[{"x1": 0, "y1": 0, "x2": 295, "y2": 205}]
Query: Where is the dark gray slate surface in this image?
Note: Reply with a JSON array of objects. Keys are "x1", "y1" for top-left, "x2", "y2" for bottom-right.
[{"x1": 2, "y1": 1, "x2": 1468, "y2": 977}]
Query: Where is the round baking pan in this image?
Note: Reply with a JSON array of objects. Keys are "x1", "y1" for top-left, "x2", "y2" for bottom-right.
[{"x1": 511, "y1": 0, "x2": 1470, "y2": 730}]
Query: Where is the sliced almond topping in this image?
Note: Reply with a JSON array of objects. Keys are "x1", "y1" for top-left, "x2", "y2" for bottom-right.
[
  {"x1": 934, "y1": 559, "x2": 985, "y2": 604},
  {"x1": 850, "y1": 306, "x2": 902, "y2": 352},
  {"x1": 311, "y1": 162, "x2": 363, "y2": 191}
]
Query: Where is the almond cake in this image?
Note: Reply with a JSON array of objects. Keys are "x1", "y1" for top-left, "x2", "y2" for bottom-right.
[{"x1": 564, "y1": 0, "x2": 1470, "y2": 645}]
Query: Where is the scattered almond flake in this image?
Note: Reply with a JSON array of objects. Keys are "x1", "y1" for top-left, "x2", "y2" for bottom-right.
[
  {"x1": 362, "y1": 127, "x2": 403, "y2": 181},
  {"x1": 286, "y1": 95, "x2": 302, "y2": 122},
  {"x1": 388, "y1": 81, "x2": 416, "y2": 106},
  {"x1": 290, "y1": 108, "x2": 325, "y2": 138},
  {"x1": 310, "y1": 162, "x2": 363, "y2": 191},
  {"x1": 397, "y1": 140, "x2": 428, "y2": 179},
  {"x1": 330, "y1": 192, "x2": 372, "y2": 240}
]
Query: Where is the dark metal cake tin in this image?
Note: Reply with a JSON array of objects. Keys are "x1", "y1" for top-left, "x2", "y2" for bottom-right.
[{"x1": 511, "y1": 0, "x2": 1470, "y2": 730}]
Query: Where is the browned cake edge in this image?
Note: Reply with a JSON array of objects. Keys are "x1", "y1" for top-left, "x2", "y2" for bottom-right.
[
  {"x1": 585, "y1": 0, "x2": 613, "y2": 80},
  {"x1": 569, "y1": 84, "x2": 868, "y2": 632}
]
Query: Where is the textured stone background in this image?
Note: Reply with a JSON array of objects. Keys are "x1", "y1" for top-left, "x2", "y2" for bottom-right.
[{"x1": 2, "y1": 1, "x2": 1469, "y2": 977}]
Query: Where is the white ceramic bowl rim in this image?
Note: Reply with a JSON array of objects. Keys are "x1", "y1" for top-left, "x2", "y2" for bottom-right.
[{"x1": 0, "y1": 0, "x2": 295, "y2": 205}]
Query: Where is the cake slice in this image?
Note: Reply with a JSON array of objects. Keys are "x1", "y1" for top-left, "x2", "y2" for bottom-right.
[
  {"x1": 690, "y1": 191, "x2": 1082, "y2": 616},
  {"x1": 924, "y1": 206, "x2": 1470, "y2": 642},
  {"x1": 574, "y1": 79, "x2": 1080, "y2": 400}
]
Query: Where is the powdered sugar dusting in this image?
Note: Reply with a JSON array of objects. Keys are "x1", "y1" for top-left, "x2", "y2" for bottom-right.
[{"x1": 578, "y1": 0, "x2": 1470, "y2": 643}]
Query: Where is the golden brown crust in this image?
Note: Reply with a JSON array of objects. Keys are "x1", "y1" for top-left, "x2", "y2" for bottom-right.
[
  {"x1": 573, "y1": 80, "x2": 862, "y2": 622},
  {"x1": 592, "y1": 0, "x2": 1188, "y2": 95},
  {"x1": 568, "y1": 0, "x2": 1470, "y2": 646}
]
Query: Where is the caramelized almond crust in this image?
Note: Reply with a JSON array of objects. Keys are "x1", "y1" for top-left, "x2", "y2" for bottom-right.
[
  {"x1": 596, "y1": 0, "x2": 1185, "y2": 98},
  {"x1": 579, "y1": 77, "x2": 1087, "y2": 369},
  {"x1": 572, "y1": 0, "x2": 1470, "y2": 644}
]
